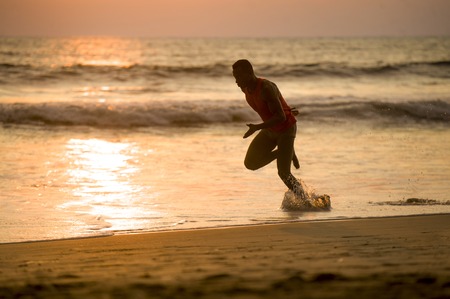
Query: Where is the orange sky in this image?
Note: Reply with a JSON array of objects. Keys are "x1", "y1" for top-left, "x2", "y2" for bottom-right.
[{"x1": 1, "y1": 0, "x2": 449, "y2": 37}]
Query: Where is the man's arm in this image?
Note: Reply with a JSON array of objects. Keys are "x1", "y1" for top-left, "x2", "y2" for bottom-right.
[{"x1": 243, "y1": 82, "x2": 286, "y2": 138}]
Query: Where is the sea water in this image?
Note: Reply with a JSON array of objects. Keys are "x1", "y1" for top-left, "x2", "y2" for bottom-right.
[{"x1": 1, "y1": 37, "x2": 449, "y2": 243}]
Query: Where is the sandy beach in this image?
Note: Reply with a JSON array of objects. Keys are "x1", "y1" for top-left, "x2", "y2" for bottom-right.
[{"x1": 1, "y1": 214, "x2": 449, "y2": 299}]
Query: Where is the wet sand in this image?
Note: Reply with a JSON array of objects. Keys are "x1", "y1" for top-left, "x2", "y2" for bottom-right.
[{"x1": 1, "y1": 214, "x2": 449, "y2": 298}]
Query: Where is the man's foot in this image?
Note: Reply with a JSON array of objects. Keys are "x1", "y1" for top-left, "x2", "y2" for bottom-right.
[{"x1": 292, "y1": 152, "x2": 300, "y2": 169}]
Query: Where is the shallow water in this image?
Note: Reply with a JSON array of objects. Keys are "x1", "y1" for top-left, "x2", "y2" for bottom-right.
[{"x1": 1, "y1": 121, "x2": 449, "y2": 243}]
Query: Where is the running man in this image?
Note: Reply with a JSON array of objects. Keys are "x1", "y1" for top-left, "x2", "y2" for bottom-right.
[{"x1": 232, "y1": 59, "x2": 306, "y2": 200}]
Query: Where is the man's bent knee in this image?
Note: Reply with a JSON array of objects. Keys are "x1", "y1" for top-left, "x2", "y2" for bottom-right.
[{"x1": 244, "y1": 159, "x2": 259, "y2": 171}]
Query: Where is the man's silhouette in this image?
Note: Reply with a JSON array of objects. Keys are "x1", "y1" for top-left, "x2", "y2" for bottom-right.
[{"x1": 232, "y1": 59, "x2": 306, "y2": 200}]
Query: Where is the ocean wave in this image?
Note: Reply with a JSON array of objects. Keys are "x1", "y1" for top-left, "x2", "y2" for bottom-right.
[
  {"x1": 260, "y1": 60, "x2": 450, "y2": 78},
  {"x1": 1, "y1": 100, "x2": 448, "y2": 128},
  {"x1": 300, "y1": 100, "x2": 450, "y2": 123},
  {"x1": 0, "y1": 63, "x2": 230, "y2": 84},
  {"x1": 1, "y1": 60, "x2": 449, "y2": 84},
  {"x1": 0, "y1": 101, "x2": 255, "y2": 128}
]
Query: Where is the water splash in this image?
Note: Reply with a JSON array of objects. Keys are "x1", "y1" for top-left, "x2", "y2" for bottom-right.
[{"x1": 281, "y1": 179, "x2": 331, "y2": 211}]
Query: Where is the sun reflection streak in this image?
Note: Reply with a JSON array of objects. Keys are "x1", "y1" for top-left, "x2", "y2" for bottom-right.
[{"x1": 61, "y1": 139, "x2": 160, "y2": 232}]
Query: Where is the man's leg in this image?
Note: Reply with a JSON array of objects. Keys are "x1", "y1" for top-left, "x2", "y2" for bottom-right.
[
  {"x1": 276, "y1": 125, "x2": 306, "y2": 199},
  {"x1": 292, "y1": 150, "x2": 300, "y2": 169},
  {"x1": 244, "y1": 129, "x2": 277, "y2": 171}
]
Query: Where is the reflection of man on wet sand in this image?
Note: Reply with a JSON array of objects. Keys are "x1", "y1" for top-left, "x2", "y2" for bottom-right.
[{"x1": 232, "y1": 59, "x2": 307, "y2": 200}]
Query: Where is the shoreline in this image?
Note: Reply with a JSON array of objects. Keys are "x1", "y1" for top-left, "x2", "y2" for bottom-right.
[
  {"x1": 2, "y1": 212, "x2": 449, "y2": 246},
  {"x1": 1, "y1": 214, "x2": 449, "y2": 298}
]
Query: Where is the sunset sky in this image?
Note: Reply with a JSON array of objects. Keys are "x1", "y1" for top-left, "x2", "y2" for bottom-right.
[{"x1": 1, "y1": 0, "x2": 449, "y2": 37}]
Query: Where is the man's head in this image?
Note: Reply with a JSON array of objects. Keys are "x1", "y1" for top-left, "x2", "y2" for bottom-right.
[{"x1": 232, "y1": 59, "x2": 256, "y2": 90}]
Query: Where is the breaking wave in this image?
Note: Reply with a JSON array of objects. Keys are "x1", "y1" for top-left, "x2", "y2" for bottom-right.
[
  {"x1": 259, "y1": 60, "x2": 450, "y2": 79},
  {"x1": 1, "y1": 100, "x2": 449, "y2": 128},
  {"x1": 0, "y1": 101, "x2": 253, "y2": 128},
  {"x1": 1, "y1": 60, "x2": 449, "y2": 84}
]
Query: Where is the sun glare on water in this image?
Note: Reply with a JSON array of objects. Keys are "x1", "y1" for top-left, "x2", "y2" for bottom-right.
[
  {"x1": 60, "y1": 138, "x2": 160, "y2": 232},
  {"x1": 70, "y1": 37, "x2": 140, "y2": 67}
]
